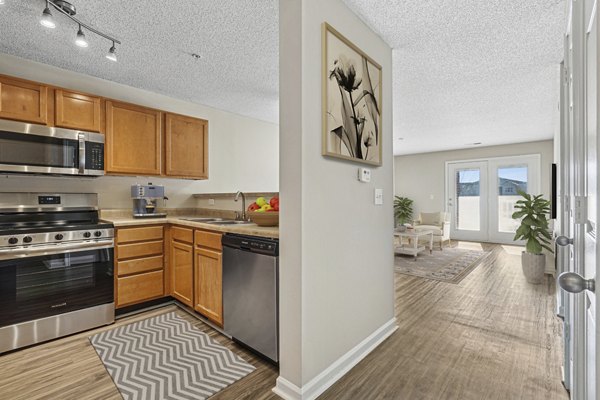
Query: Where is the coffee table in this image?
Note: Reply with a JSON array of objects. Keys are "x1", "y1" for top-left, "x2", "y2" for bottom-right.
[{"x1": 394, "y1": 229, "x2": 433, "y2": 260}]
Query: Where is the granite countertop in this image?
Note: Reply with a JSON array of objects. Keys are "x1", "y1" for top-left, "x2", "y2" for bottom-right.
[{"x1": 100, "y1": 215, "x2": 279, "y2": 239}]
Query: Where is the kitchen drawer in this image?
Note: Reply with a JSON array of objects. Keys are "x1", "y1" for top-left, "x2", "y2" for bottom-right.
[
  {"x1": 117, "y1": 270, "x2": 164, "y2": 307},
  {"x1": 195, "y1": 230, "x2": 222, "y2": 251},
  {"x1": 117, "y1": 255, "x2": 163, "y2": 276},
  {"x1": 171, "y1": 226, "x2": 193, "y2": 244},
  {"x1": 117, "y1": 226, "x2": 164, "y2": 244},
  {"x1": 117, "y1": 240, "x2": 163, "y2": 260}
]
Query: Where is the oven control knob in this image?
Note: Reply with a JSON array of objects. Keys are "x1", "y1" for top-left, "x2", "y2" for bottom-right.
[
  {"x1": 94, "y1": 231, "x2": 102, "y2": 237},
  {"x1": 23, "y1": 236, "x2": 32, "y2": 243},
  {"x1": 55, "y1": 234, "x2": 64, "y2": 241},
  {"x1": 83, "y1": 232, "x2": 91, "y2": 238},
  {"x1": 8, "y1": 237, "x2": 18, "y2": 245}
]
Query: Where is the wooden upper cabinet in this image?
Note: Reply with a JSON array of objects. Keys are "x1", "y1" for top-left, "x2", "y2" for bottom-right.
[
  {"x1": 106, "y1": 100, "x2": 162, "y2": 175},
  {"x1": 165, "y1": 113, "x2": 208, "y2": 179},
  {"x1": 55, "y1": 89, "x2": 101, "y2": 132},
  {"x1": 0, "y1": 76, "x2": 47, "y2": 124}
]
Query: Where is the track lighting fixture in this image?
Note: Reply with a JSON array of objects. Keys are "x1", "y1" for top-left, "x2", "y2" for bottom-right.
[
  {"x1": 38, "y1": 0, "x2": 121, "y2": 61},
  {"x1": 106, "y1": 42, "x2": 117, "y2": 62},
  {"x1": 40, "y1": 1, "x2": 56, "y2": 29},
  {"x1": 75, "y1": 25, "x2": 88, "y2": 47}
]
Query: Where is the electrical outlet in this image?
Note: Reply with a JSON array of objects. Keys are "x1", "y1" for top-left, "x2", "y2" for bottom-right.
[{"x1": 208, "y1": 199, "x2": 215, "y2": 206}]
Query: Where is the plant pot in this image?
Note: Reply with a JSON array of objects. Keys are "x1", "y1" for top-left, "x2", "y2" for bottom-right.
[
  {"x1": 521, "y1": 251, "x2": 546, "y2": 284},
  {"x1": 397, "y1": 225, "x2": 407, "y2": 232}
]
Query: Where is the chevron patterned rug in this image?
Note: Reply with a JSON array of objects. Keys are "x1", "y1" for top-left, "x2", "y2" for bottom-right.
[{"x1": 90, "y1": 311, "x2": 255, "y2": 400}]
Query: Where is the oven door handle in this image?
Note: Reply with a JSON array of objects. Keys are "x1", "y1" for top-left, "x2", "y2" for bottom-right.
[{"x1": 0, "y1": 239, "x2": 114, "y2": 261}]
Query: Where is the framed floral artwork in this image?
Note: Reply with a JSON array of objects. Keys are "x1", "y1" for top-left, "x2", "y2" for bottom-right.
[{"x1": 322, "y1": 22, "x2": 382, "y2": 166}]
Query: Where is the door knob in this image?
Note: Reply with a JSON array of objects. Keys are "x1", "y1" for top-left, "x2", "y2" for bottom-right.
[
  {"x1": 556, "y1": 236, "x2": 574, "y2": 246},
  {"x1": 558, "y1": 272, "x2": 595, "y2": 293}
]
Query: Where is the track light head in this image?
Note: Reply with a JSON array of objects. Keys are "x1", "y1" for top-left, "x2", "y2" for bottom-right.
[
  {"x1": 75, "y1": 25, "x2": 88, "y2": 47},
  {"x1": 106, "y1": 43, "x2": 117, "y2": 62},
  {"x1": 40, "y1": 4, "x2": 56, "y2": 29}
]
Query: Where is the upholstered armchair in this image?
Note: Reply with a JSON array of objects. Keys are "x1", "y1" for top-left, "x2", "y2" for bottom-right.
[{"x1": 413, "y1": 212, "x2": 451, "y2": 250}]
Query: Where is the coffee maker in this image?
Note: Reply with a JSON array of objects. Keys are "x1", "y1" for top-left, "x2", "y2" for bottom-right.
[{"x1": 131, "y1": 183, "x2": 168, "y2": 218}]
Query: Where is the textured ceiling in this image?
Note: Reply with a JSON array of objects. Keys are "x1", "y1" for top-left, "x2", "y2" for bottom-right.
[
  {"x1": 0, "y1": 0, "x2": 279, "y2": 123},
  {"x1": 0, "y1": 1, "x2": 565, "y2": 155},
  {"x1": 343, "y1": 0, "x2": 566, "y2": 155}
]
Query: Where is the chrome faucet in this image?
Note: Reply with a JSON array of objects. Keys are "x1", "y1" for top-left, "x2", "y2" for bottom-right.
[{"x1": 234, "y1": 191, "x2": 247, "y2": 221}]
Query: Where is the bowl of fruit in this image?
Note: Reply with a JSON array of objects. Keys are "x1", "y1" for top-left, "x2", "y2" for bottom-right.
[{"x1": 247, "y1": 196, "x2": 279, "y2": 226}]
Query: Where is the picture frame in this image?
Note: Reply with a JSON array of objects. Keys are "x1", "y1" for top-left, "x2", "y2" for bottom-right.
[{"x1": 322, "y1": 22, "x2": 383, "y2": 166}]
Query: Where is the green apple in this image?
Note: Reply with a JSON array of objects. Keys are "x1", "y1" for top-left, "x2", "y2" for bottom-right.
[{"x1": 256, "y1": 197, "x2": 268, "y2": 207}]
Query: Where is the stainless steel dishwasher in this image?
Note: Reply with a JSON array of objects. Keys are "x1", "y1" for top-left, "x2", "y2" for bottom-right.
[{"x1": 222, "y1": 234, "x2": 279, "y2": 363}]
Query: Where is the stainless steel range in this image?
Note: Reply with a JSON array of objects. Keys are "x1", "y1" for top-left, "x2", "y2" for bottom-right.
[{"x1": 0, "y1": 192, "x2": 114, "y2": 353}]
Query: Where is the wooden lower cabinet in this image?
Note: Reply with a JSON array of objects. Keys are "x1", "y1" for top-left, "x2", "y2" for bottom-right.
[
  {"x1": 115, "y1": 225, "x2": 165, "y2": 308},
  {"x1": 114, "y1": 224, "x2": 224, "y2": 322},
  {"x1": 117, "y1": 270, "x2": 164, "y2": 307},
  {"x1": 170, "y1": 227, "x2": 194, "y2": 307},
  {"x1": 194, "y1": 247, "x2": 223, "y2": 326}
]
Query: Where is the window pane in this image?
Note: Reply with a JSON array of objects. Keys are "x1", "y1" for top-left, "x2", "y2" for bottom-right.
[
  {"x1": 498, "y1": 166, "x2": 528, "y2": 233},
  {"x1": 456, "y1": 169, "x2": 480, "y2": 231}
]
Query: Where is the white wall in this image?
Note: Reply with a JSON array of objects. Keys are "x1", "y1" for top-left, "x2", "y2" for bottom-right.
[
  {"x1": 394, "y1": 140, "x2": 554, "y2": 216},
  {"x1": 278, "y1": 0, "x2": 396, "y2": 397},
  {"x1": 0, "y1": 54, "x2": 279, "y2": 209}
]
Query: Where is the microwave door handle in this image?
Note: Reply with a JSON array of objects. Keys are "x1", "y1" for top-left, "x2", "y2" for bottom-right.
[{"x1": 78, "y1": 133, "x2": 86, "y2": 174}]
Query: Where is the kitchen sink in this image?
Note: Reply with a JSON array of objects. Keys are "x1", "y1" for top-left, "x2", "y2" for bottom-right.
[
  {"x1": 179, "y1": 217, "x2": 224, "y2": 222},
  {"x1": 205, "y1": 220, "x2": 254, "y2": 225}
]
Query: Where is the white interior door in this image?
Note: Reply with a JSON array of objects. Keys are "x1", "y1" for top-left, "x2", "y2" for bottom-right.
[
  {"x1": 582, "y1": 0, "x2": 597, "y2": 396},
  {"x1": 448, "y1": 161, "x2": 488, "y2": 242},
  {"x1": 557, "y1": 57, "x2": 573, "y2": 390},
  {"x1": 557, "y1": 1, "x2": 598, "y2": 399}
]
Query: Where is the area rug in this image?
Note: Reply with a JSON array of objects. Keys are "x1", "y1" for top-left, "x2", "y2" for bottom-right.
[
  {"x1": 395, "y1": 247, "x2": 490, "y2": 284},
  {"x1": 89, "y1": 312, "x2": 255, "y2": 400}
]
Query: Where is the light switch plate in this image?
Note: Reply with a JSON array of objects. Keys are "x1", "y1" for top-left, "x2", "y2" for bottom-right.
[
  {"x1": 358, "y1": 168, "x2": 371, "y2": 183},
  {"x1": 208, "y1": 199, "x2": 215, "y2": 206},
  {"x1": 374, "y1": 188, "x2": 383, "y2": 205}
]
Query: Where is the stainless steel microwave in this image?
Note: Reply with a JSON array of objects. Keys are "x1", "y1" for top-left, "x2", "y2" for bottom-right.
[{"x1": 0, "y1": 119, "x2": 104, "y2": 176}]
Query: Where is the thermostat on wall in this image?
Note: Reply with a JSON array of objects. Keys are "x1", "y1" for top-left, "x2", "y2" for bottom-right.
[{"x1": 358, "y1": 167, "x2": 371, "y2": 183}]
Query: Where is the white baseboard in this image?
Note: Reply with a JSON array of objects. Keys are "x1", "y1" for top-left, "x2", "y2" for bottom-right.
[{"x1": 272, "y1": 317, "x2": 398, "y2": 400}]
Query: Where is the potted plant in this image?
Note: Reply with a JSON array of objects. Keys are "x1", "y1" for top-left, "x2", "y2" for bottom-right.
[
  {"x1": 394, "y1": 196, "x2": 413, "y2": 232},
  {"x1": 512, "y1": 191, "x2": 553, "y2": 284}
]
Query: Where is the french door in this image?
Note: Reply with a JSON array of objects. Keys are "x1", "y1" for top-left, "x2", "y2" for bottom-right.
[
  {"x1": 448, "y1": 161, "x2": 488, "y2": 241},
  {"x1": 447, "y1": 155, "x2": 541, "y2": 243},
  {"x1": 556, "y1": 0, "x2": 599, "y2": 398}
]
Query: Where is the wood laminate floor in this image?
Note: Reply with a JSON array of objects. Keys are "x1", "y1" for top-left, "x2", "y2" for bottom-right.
[{"x1": 0, "y1": 242, "x2": 568, "y2": 400}]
